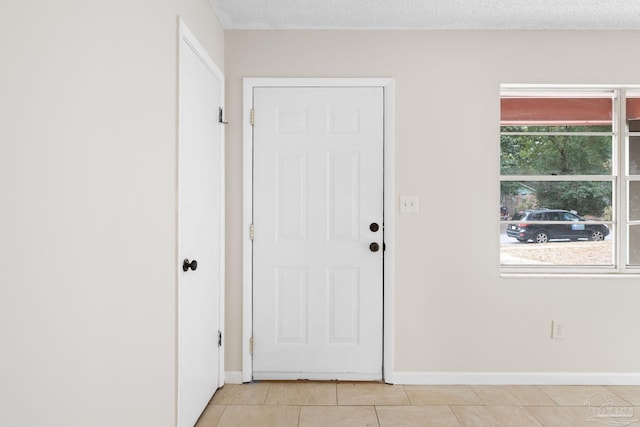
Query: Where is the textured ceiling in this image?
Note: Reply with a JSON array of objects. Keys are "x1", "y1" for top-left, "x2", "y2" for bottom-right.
[{"x1": 209, "y1": 0, "x2": 640, "y2": 30}]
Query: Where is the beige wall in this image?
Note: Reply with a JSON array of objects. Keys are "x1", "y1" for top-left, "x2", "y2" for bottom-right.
[
  {"x1": 0, "y1": 1, "x2": 223, "y2": 426},
  {"x1": 224, "y1": 30, "x2": 640, "y2": 377}
]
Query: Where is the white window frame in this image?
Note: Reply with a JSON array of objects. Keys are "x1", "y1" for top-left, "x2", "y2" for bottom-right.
[
  {"x1": 622, "y1": 89, "x2": 640, "y2": 272},
  {"x1": 500, "y1": 85, "x2": 640, "y2": 276}
]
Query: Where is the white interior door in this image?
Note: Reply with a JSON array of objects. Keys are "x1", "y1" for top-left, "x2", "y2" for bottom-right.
[
  {"x1": 252, "y1": 86, "x2": 384, "y2": 380},
  {"x1": 178, "y1": 24, "x2": 224, "y2": 427}
]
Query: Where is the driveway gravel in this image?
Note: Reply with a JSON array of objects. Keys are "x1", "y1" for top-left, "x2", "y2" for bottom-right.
[{"x1": 500, "y1": 240, "x2": 613, "y2": 265}]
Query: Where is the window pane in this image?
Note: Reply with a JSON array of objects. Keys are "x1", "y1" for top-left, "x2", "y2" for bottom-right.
[
  {"x1": 627, "y1": 98, "x2": 640, "y2": 122},
  {"x1": 629, "y1": 135, "x2": 640, "y2": 175},
  {"x1": 627, "y1": 99, "x2": 640, "y2": 266},
  {"x1": 629, "y1": 120, "x2": 640, "y2": 132},
  {"x1": 501, "y1": 181, "x2": 612, "y2": 220},
  {"x1": 501, "y1": 133, "x2": 612, "y2": 175},
  {"x1": 501, "y1": 97, "x2": 613, "y2": 125},
  {"x1": 501, "y1": 181, "x2": 612, "y2": 266},
  {"x1": 500, "y1": 222, "x2": 616, "y2": 267},
  {"x1": 629, "y1": 225, "x2": 640, "y2": 265},
  {"x1": 630, "y1": 181, "x2": 640, "y2": 221}
]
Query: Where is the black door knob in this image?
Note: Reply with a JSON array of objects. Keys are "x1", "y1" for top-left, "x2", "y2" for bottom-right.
[
  {"x1": 369, "y1": 222, "x2": 380, "y2": 232},
  {"x1": 369, "y1": 242, "x2": 380, "y2": 252},
  {"x1": 183, "y1": 258, "x2": 198, "y2": 272}
]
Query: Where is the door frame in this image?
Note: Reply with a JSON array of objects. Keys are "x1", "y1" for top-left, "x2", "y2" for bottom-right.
[
  {"x1": 242, "y1": 78, "x2": 395, "y2": 383},
  {"x1": 177, "y1": 17, "x2": 226, "y2": 424}
]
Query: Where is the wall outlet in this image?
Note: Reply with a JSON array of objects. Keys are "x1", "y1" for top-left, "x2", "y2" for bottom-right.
[
  {"x1": 400, "y1": 195, "x2": 419, "y2": 214},
  {"x1": 551, "y1": 320, "x2": 565, "y2": 339}
]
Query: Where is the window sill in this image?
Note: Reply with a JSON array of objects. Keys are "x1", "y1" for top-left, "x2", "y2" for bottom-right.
[{"x1": 501, "y1": 272, "x2": 640, "y2": 279}]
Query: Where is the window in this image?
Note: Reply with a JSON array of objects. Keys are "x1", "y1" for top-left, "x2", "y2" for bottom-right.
[{"x1": 500, "y1": 86, "x2": 640, "y2": 274}]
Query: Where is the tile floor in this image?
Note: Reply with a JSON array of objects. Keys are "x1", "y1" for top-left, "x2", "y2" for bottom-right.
[{"x1": 195, "y1": 382, "x2": 640, "y2": 427}]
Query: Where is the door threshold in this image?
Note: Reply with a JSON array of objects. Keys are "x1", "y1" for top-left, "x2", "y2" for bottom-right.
[{"x1": 253, "y1": 372, "x2": 382, "y2": 381}]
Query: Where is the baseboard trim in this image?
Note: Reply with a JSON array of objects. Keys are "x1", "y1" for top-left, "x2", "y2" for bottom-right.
[
  {"x1": 393, "y1": 372, "x2": 640, "y2": 385},
  {"x1": 224, "y1": 371, "x2": 244, "y2": 384}
]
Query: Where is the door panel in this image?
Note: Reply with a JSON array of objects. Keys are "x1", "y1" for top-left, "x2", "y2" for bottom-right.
[
  {"x1": 252, "y1": 87, "x2": 383, "y2": 380},
  {"x1": 178, "y1": 33, "x2": 223, "y2": 426},
  {"x1": 276, "y1": 153, "x2": 308, "y2": 240},
  {"x1": 329, "y1": 153, "x2": 360, "y2": 240},
  {"x1": 328, "y1": 267, "x2": 360, "y2": 344},
  {"x1": 276, "y1": 268, "x2": 308, "y2": 343}
]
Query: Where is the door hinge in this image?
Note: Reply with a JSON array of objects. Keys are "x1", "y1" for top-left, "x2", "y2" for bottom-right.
[
  {"x1": 249, "y1": 223, "x2": 255, "y2": 240},
  {"x1": 218, "y1": 107, "x2": 229, "y2": 125},
  {"x1": 218, "y1": 330, "x2": 222, "y2": 347},
  {"x1": 250, "y1": 108, "x2": 255, "y2": 127},
  {"x1": 249, "y1": 336, "x2": 254, "y2": 355}
]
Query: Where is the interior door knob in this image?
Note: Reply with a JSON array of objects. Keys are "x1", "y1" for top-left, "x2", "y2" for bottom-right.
[
  {"x1": 369, "y1": 242, "x2": 380, "y2": 252},
  {"x1": 369, "y1": 222, "x2": 380, "y2": 232},
  {"x1": 183, "y1": 258, "x2": 198, "y2": 272}
]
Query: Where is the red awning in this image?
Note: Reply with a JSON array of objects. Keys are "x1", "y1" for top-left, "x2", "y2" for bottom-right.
[
  {"x1": 501, "y1": 98, "x2": 612, "y2": 125},
  {"x1": 627, "y1": 98, "x2": 640, "y2": 121}
]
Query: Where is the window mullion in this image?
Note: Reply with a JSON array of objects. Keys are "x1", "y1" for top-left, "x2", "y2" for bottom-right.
[{"x1": 620, "y1": 90, "x2": 629, "y2": 271}]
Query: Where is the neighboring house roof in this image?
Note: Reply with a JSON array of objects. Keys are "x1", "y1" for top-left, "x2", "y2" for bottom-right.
[{"x1": 516, "y1": 184, "x2": 536, "y2": 195}]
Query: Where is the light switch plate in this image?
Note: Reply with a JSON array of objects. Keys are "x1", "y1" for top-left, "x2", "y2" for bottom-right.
[
  {"x1": 552, "y1": 320, "x2": 565, "y2": 339},
  {"x1": 400, "y1": 195, "x2": 419, "y2": 214}
]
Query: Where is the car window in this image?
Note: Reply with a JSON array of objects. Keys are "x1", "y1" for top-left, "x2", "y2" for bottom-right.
[{"x1": 546, "y1": 212, "x2": 561, "y2": 221}]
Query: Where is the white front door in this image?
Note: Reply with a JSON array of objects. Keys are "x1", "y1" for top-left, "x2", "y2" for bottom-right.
[
  {"x1": 252, "y1": 86, "x2": 384, "y2": 380},
  {"x1": 178, "y1": 23, "x2": 224, "y2": 427}
]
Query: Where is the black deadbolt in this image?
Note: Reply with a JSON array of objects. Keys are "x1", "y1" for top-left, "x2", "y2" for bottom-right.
[
  {"x1": 183, "y1": 258, "x2": 198, "y2": 272},
  {"x1": 369, "y1": 242, "x2": 380, "y2": 252},
  {"x1": 369, "y1": 222, "x2": 380, "y2": 232}
]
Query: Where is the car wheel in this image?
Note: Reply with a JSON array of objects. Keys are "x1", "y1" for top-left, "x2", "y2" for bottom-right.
[
  {"x1": 534, "y1": 231, "x2": 549, "y2": 244},
  {"x1": 589, "y1": 230, "x2": 605, "y2": 241}
]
